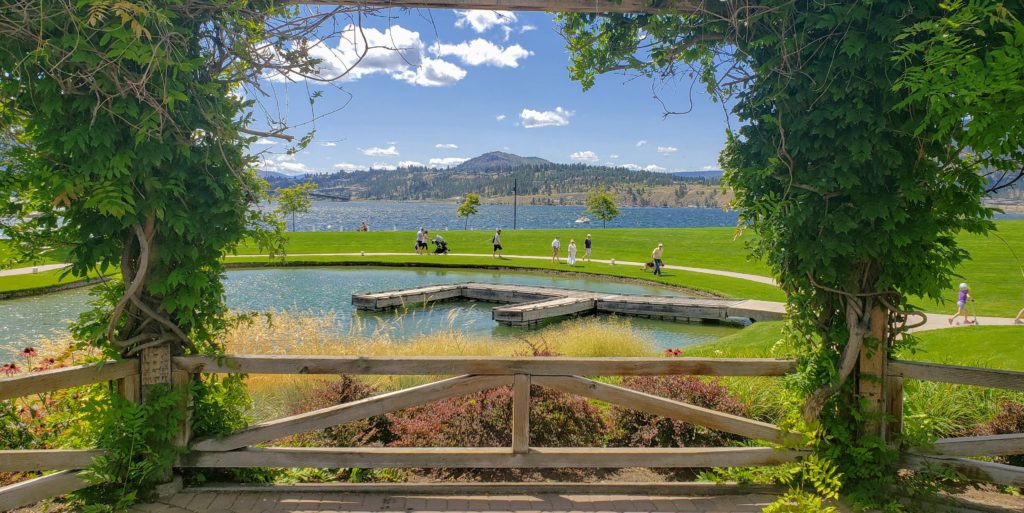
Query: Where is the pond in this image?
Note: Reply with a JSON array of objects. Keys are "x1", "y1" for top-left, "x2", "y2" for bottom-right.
[{"x1": 0, "y1": 267, "x2": 740, "y2": 357}]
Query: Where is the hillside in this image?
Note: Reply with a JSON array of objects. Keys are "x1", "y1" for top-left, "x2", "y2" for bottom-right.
[{"x1": 265, "y1": 151, "x2": 729, "y2": 208}]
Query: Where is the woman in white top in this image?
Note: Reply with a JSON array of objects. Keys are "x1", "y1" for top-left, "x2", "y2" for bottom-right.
[
  {"x1": 567, "y1": 239, "x2": 577, "y2": 266},
  {"x1": 551, "y1": 237, "x2": 561, "y2": 263}
]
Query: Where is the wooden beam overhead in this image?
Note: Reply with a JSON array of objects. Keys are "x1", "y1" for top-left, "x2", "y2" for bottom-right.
[{"x1": 300, "y1": 1, "x2": 699, "y2": 14}]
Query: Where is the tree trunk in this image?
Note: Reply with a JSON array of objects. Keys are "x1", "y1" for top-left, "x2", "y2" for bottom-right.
[{"x1": 465, "y1": 217, "x2": 469, "y2": 230}]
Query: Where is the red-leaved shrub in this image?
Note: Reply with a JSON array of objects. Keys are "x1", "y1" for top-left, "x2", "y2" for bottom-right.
[
  {"x1": 608, "y1": 375, "x2": 747, "y2": 447},
  {"x1": 956, "y1": 400, "x2": 1024, "y2": 466},
  {"x1": 389, "y1": 385, "x2": 605, "y2": 448},
  {"x1": 284, "y1": 376, "x2": 395, "y2": 447}
]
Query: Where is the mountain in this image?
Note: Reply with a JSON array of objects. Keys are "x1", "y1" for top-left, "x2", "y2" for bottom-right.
[
  {"x1": 454, "y1": 151, "x2": 552, "y2": 171},
  {"x1": 262, "y1": 152, "x2": 730, "y2": 207}
]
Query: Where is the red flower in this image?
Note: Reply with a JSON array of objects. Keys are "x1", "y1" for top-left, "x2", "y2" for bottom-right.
[
  {"x1": 1, "y1": 363, "x2": 20, "y2": 376},
  {"x1": 662, "y1": 348, "x2": 683, "y2": 357},
  {"x1": 22, "y1": 347, "x2": 37, "y2": 358}
]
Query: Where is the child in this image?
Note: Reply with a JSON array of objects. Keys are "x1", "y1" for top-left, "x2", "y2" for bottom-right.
[{"x1": 947, "y1": 283, "x2": 973, "y2": 325}]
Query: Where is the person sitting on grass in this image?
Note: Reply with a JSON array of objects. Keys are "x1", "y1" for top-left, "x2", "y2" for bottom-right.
[{"x1": 947, "y1": 282, "x2": 973, "y2": 325}]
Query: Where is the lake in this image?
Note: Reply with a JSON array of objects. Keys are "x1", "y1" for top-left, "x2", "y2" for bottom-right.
[
  {"x1": 279, "y1": 201, "x2": 740, "y2": 232},
  {"x1": 0, "y1": 268, "x2": 739, "y2": 358}
]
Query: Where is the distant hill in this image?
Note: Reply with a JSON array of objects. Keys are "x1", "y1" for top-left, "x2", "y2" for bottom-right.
[
  {"x1": 262, "y1": 152, "x2": 729, "y2": 208},
  {"x1": 455, "y1": 151, "x2": 552, "y2": 171}
]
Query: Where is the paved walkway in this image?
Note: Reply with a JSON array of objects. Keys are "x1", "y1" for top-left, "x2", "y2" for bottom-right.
[
  {"x1": 130, "y1": 491, "x2": 789, "y2": 512},
  {"x1": 0, "y1": 262, "x2": 69, "y2": 277},
  {"x1": 226, "y1": 252, "x2": 781, "y2": 286}
]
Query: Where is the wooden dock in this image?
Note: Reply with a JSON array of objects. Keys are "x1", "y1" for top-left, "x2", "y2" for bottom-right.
[{"x1": 351, "y1": 283, "x2": 785, "y2": 326}]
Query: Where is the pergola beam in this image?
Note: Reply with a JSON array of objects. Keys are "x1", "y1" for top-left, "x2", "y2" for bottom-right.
[{"x1": 301, "y1": 1, "x2": 700, "y2": 14}]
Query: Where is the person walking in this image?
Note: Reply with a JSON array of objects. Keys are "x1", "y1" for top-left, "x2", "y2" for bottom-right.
[
  {"x1": 492, "y1": 228, "x2": 503, "y2": 258},
  {"x1": 415, "y1": 228, "x2": 425, "y2": 254},
  {"x1": 551, "y1": 237, "x2": 561, "y2": 263},
  {"x1": 567, "y1": 239, "x2": 577, "y2": 266},
  {"x1": 947, "y1": 283, "x2": 973, "y2": 325},
  {"x1": 584, "y1": 234, "x2": 592, "y2": 262},
  {"x1": 651, "y1": 243, "x2": 664, "y2": 276}
]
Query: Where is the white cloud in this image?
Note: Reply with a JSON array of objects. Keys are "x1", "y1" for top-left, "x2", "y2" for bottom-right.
[
  {"x1": 262, "y1": 153, "x2": 312, "y2": 175},
  {"x1": 267, "y1": 24, "x2": 466, "y2": 87},
  {"x1": 501, "y1": 26, "x2": 513, "y2": 42},
  {"x1": 432, "y1": 39, "x2": 532, "y2": 68},
  {"x1": 370, "y1": 162, "x2": 397, "y2": 171},
  {"x1": 399, "y1": 160, "x2": 425, "y2": 168},
  {"x1": 520, "y1": 106, "x2": 573, "y2": 128},
  {"x1": 253, "y1": 138, "x2": 277, "y2": 145},
  {"x1": 320, "y1": 142, "x2": 337, "y2": 147},
  {"x1": 435, "y1": 143, "x2": 459, "y2": 149},
  {"x1": 636, "y1": 140, "x2": 648, "y2": 147},
  {"x1": 570, "y1": 150, "x2": 599, "y2": 162},
  {"x1": 657, "y1": 146, "x2": 679, "y2": 155},
  {"x1": 429, "y1": 157, "x2": 470, "y2": 167},
  {"x1": 520, "y1": 25, "x2": 537, "y2": 33},
  {"x1": 454, "y1": 10, "x2": 517, "y2": 33},
  {"x1": 645, "y1": 164, "x2": 667, "y2": 172},
  {"x1": 333, "y1": 162, "x2": 366, "y2": 172},
  {"x1": 496, "y1": 114, "x2": 507, "y2": 121},
  {"x1": 621, "y1": 163, "x2": 642, "y2": 171},
  {"x1": 360, "y1": 145, "x2": 399, "y2": 157},
  {"x1": 609, "y1": 154, "x2": 620, "y2": 159}
]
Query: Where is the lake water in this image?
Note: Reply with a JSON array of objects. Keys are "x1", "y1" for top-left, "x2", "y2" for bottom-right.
[
  {"x1": 0, "y1": 268, "x2": 739, "y2": 358},
  {"x1": 281, "y1": 201, "x2": 740, "y2": 232}
]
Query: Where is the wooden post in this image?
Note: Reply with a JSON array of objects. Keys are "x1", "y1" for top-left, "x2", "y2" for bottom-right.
[
  {"x1": 117, "y1": 371, "x2": 141, "y2": 403},
  {"x1": 139, "y1": 344, "x2": 189, "y2": 488},
  {"x1": 886, "y1": 377, "x2": 904, "y2": 445},
  {"x1": 512, "y1": 374, "x2": 530, "y2": 454},
  {"x1": 858, "y1": 306, "x2": 889, "y2": 438}
]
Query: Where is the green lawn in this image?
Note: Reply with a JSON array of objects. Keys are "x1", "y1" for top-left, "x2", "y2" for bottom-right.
[
  {"x1": 236, "y1": 226, "x2": 771, "y2": 276},
  {"x1": 689, "y1": 320, "x2": 1024, "y2": 371},
  {"x1": 3, "y1": 221, "x2": 1023, "y2": 315},
  {"x1": 0, "y1": 267, "x2": 114, "y2": 295}
]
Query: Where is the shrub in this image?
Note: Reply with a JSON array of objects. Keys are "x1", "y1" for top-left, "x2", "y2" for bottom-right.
[
  {"x1": 284, "y1": 376, "x2": 395, "y2": 447},
  {"x1": 956, "y1": 400, "x2": 1024, "y2": 466},
  {"x1": 389, "y1": 385, "x2": 605, "y2": 448},
  {"x1": 608, "y1": 376, "x2": 748, "y2": 447}
]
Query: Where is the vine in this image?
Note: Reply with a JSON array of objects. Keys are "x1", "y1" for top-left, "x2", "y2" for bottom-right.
[{"x1": 561, "y1": 0, "x2": 999, "y2": 509}]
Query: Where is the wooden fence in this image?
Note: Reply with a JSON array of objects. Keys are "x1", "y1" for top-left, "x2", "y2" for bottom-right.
[{"x1": 2, "y1": 353, "x2": 1023, "y2": 510}]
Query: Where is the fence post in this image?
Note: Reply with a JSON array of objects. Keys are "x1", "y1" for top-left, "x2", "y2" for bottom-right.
[
  {"x1": 858, "y1": 305, "x2": 889, "y2": 439},
  {"x1": 139, "y1": 344, "x2": 188, "y2": 491},
  {"x1": 512, "y1": 374, "x2": 530, "y2": 454},
  {"x1": 886, "y1": 376, "x2": 903, "y2": 445}
]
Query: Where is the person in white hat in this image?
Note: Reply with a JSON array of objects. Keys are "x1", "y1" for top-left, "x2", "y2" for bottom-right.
[
  {"x1": 651, "y1": 243, "x2": 665, "y2": 276},
  {"x1": 947, "y1": 282, "x2": 973, "y2": 325}
]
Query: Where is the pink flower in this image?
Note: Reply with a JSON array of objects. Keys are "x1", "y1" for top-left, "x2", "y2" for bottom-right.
[
  {"x1": 1, "y1": 363, "x2": 20, "y2": 376},
  {"x1": 22, "y1": 347, "x2": 37, "y2": 358}
]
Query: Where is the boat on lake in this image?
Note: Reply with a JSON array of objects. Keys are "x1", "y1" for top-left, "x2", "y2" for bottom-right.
[{"x1": 575, "y1": 216, "x2": 590, "y2": 224}]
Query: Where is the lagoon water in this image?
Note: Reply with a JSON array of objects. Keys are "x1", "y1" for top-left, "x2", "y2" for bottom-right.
[
  {"x1": 283, "y1": 201, "x2": 740, "y2": 232},
  {"x1": 0, "y1": 267, "x2": 738, "y2": 357}
]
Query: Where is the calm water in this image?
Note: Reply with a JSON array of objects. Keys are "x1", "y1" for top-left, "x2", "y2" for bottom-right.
[
  {"x1": 280, "y1": 201, "x2": 740, "y2": 232},
  {"x1": 0, "y1": 268, "x2": 738, "y2": 358}
]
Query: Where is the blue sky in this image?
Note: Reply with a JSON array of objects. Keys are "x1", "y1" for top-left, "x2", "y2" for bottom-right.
[{"x1": 250, "y1": 9, "x2": 732, "y2": 176}]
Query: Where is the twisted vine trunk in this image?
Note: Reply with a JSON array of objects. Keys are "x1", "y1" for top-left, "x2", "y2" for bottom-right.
[{"x1": 106, "y1": 217, "x2": 193, "y2": 356}]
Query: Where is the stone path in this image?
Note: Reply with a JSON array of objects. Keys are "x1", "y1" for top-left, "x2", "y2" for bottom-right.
[{"x1": 130, "y1": 491, "x2": 790, "y2": 512}]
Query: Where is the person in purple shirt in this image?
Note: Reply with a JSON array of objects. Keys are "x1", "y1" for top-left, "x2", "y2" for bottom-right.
[{"x1": 947, "y1": 282, "x2": 973, "y2": 325}]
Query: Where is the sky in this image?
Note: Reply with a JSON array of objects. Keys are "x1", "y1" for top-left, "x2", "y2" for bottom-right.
[{"x1": 250, "y1": 8, "x2": 734, "y2": 176}]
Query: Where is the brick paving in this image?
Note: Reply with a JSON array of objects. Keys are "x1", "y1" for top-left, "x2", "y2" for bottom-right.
[{"x1": 129, "y1": 491, "x2": 784, "y2": 512}]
